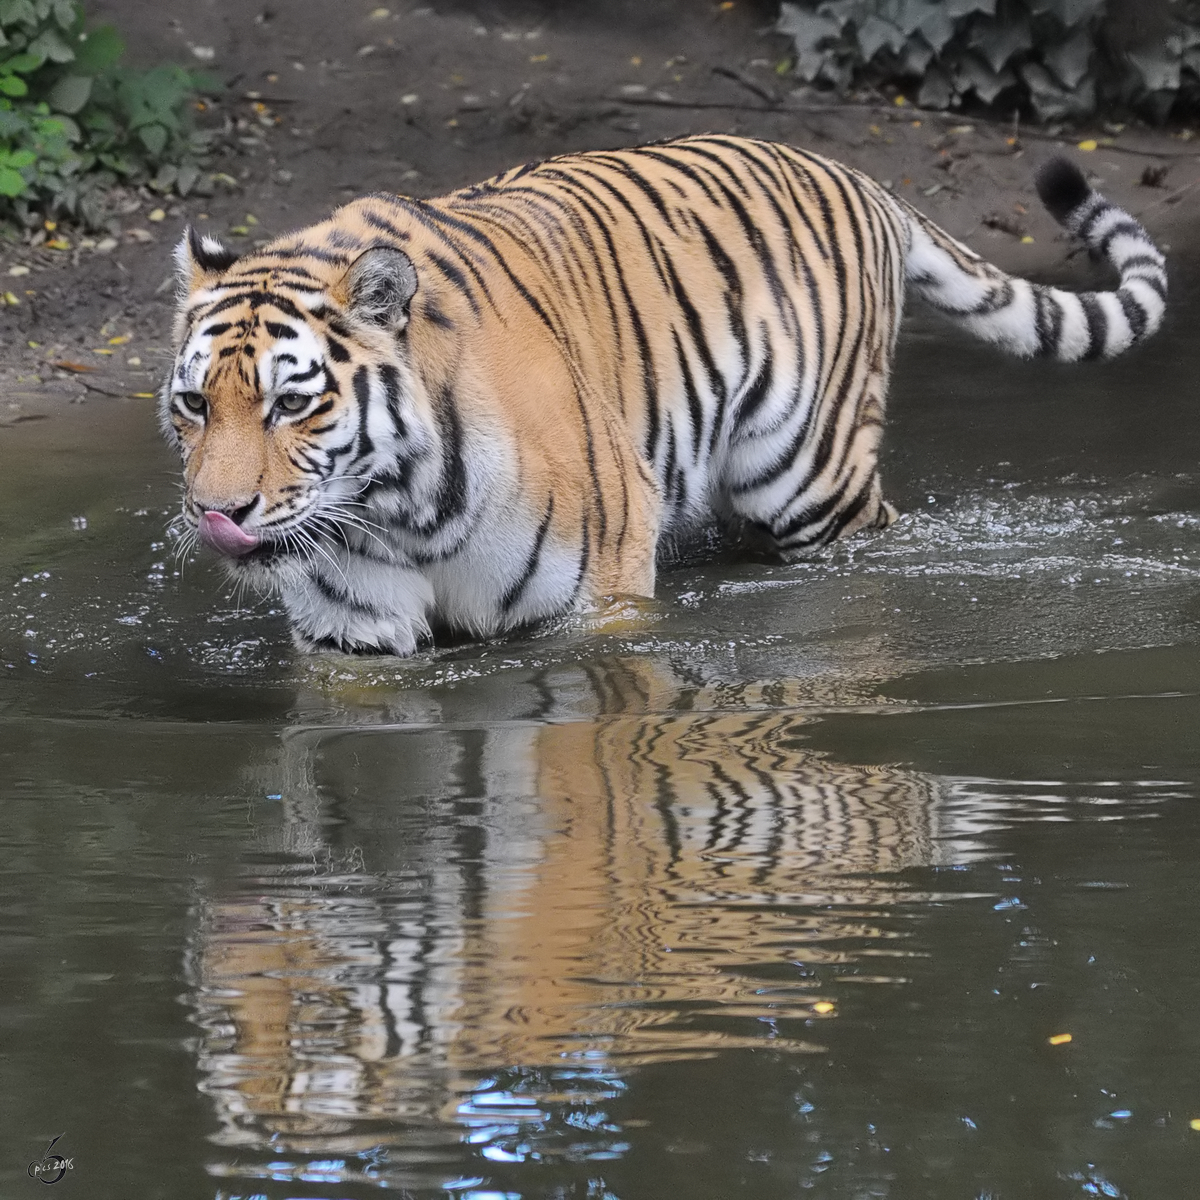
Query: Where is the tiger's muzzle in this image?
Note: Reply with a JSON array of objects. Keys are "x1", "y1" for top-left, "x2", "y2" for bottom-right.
[{"x1": 198, "y1": 510, "x2": 261, "y2": 558}]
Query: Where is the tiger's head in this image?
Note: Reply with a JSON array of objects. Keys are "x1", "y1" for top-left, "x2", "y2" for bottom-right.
[{"x1": 163, "y1": 226, "x2": 429, "y2": 579}]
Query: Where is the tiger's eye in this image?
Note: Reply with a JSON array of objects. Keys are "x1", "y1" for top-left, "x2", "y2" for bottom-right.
[
  {"x1": 275, "y1": 393, "x2": 310, "y2": 414},
  {"x1": 179, "y1": 392, "x2": 206, "y2": 414}
]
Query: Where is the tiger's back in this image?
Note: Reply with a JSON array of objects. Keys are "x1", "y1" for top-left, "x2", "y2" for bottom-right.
[{"x1": 164, "y1": 135, "x2": 1165, "y2": 655}]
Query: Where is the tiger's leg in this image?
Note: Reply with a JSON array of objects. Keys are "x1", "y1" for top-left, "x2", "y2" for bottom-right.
[
  {"x1": 722, "y1": 359, "x2": 897, "y2": 560},
  {"x1": 279, "y1": 555, "x2": 435, "y2": 656},
  {"x1": 583, "y1": 439, "x2": 663, "y2": 600}
]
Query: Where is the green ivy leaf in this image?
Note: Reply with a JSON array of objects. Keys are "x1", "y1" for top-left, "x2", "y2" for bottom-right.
[
  {"x1": 952, "y1": 50, "x2": 1016, "y2": 103},
  {"x1": 918, "y1": 8, "x2": 956, "y2": 51},
  {"x1": 2, "y1": 51, "x2": 46, "y2": 73},
  {"x1": 0, "y1": 164, "x2": 26, "y2": 195},
  {"x1": 856, "y1": 15, "x2": 906, "y2": 61},
  {"x1": 97, "y1": 150, "x2": 131, "y2": 174},
  {"x1": 73, "y1": 23, "x2": 122, "y2": 72},
  {"x1": 0, "y1": 0, "x2": 40, "y2": 28},
  {"x1": 968, "y1": 14, "x2": 1032, "y2": 74},
  {"x1": 176, "y1": 161, "x2": 199, "y2": 196},
  {"x1": 27, "y1": 26, "x2": 74, "y2": 63},
  {"x1": 46, "y1": 70, "x2": 90, "y2": 112},
  {"x1": 1038, "y1": 0, "x2": 1102, "y2": 25},
  {"x1": 137, "y1": 120, "x2": 167, "y2": 155},
  {"x1": 777, "y1": 3, "x2": 842, "y2": 54},
  {"x1": 1128, "y1": 40, "x2": 1182, "y2": 94},
  {"x1": 1043, "y1": 29, "x2": 1093, "y2": 90},
  {"x1": 0, "y1": 74, "x2": 28, "y2": 96},
  {"x1": 918, "y1": 63, "x2": 954, "y2": 108}
]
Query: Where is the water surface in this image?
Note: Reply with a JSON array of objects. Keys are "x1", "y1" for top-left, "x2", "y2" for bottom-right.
[{"x1": 2, "y1": 262, "x2": 1199, "y2": 1199}]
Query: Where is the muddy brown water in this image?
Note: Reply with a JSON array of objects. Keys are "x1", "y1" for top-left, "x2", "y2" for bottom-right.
[{"x1": 2, "y1": 262, "x2": 1199, "y2": 1200}]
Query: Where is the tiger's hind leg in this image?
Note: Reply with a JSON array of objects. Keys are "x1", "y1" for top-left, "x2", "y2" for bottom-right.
[
  {"x1": 721, "y1": 363, "x2": 898, "y2": 560},
  {"x1": 572, "y1": 419, "x2": 664, "y2": 605}
]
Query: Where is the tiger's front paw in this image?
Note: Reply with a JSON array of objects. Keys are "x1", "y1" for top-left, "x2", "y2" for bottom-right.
[
  {"x1": 281, "y1": 565, "x2": 434, "y2": 657},
  {"x1": 290, "y1": 624, "x2": 425, "y2": 657}
]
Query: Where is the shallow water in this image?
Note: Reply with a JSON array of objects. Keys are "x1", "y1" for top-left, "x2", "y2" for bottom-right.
[{"x1": 2, "y1": 261, "x2": 1199, "y2": 1199}]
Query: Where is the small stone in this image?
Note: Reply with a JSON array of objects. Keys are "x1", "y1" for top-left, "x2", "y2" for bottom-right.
[
  {"x1": 148, "y1": 208, "x2": 166, "y2": 222},
  {"x1": 8, "y1": 265, "x2": 30, "y2": 276}
]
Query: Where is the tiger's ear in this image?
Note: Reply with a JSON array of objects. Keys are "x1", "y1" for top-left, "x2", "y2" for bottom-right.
[
  {"x1": 338, "y1": 247, "x2": 419, "y2": 332},
  {"x1": 174, "y1": 226, "x2": 241, "y2": 296}
]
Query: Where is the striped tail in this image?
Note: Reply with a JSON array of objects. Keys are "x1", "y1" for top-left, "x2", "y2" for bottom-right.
[{"x1": 901, "y1": 157, "x2": 1166, "y2": 361}]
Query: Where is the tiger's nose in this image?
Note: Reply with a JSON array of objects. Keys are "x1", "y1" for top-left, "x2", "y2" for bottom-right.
[{"x1": 195, "y1": 495, "x2": 260, "y2": 526}]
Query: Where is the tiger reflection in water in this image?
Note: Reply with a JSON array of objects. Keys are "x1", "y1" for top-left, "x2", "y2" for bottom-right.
[{"x1": 189, "y1": 658, "x2": 971, "y2": 1156}]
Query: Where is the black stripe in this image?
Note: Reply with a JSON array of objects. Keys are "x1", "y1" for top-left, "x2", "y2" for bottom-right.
[
  {"x1": 257, "y1": 243, "x2": 351, "y2": 266},
  {"x1": 1119, "y1": 253, "x2": 1164, "y2": 274},
  {"x1": 1098, "y1": 219, "x2": 1147, "y2": 258},
  {"x1": 1034, "y1": 286, "x2": 1063, "y2": 358},
  {"x1": 500, "y1": 496, "x2": 555, "y2": 612},
  {"x1": 353, "y1": 366, "x2": 374, "y2": 456},
  {"x1": 1116, "y1": 288, "x2": 1148, "y2": 341},
  {"x1": 359, "y1": 207, "x2": 411, "y2": 240},
  {"x1": 1124, "y1": 272, "x2": 1167, "y2": 300},
  {"x1": 286, "y1": 361, "x2": 322, "y2": 384},
  {"x1": 425, "y1": 251, "x2": 482, "y2": 316},
  {"x1": 570, "y1": 509, "x2": 591, "y2": 603},
  {"x1": 310, "y1": 570, "x2": 383, "y2": 618},
  {"x1": 200, "y1": 290, "x2": 308, "y2": 321},
  {"x1": 423, "y1": 300, "x2": 454, "y2": 329},
  {"x1": 672, "y1": 328, "x2": 705, "y2": 461},
  {"x1": 428, "y1": 385, "x2": 469, "y2": 530},
  {"x1": 1076, "y1": 200, "x2": 1112, "y2": 243},
  {"x1": 1079, "y1": 293, "x2": 1107, "y2": 360},
  {"x1": 737, "y1": 353, "x2": 773, "y2": 423},
  {"x1": 378, "y1": 364, "x2": 408, "y2": 439},
  {"x1": 773, "y1": 474, "x2": 851, "y2": 542}
]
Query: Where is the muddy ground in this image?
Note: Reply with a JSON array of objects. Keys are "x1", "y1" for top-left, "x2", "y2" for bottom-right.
[{"x1": 2, "y1": 0, "x2": 1198, "y2": 426}]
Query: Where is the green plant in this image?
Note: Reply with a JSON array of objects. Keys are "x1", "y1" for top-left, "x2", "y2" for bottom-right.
[
  {"x1": 0, "y1": 0, "x2": 217, "y2": 229},
  {"x1": 777, "y1": 0, "x2": 1200, "y2": 122}
]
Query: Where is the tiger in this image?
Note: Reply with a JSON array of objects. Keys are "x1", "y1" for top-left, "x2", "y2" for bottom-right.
[{"x1": 163, "y1": 136, "x2": 1167, "y2": 656}]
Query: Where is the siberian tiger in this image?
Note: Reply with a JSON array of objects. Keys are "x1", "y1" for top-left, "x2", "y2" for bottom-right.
[{"x1": 163, "y1": 137, "x2": 1166, "y2": 655}]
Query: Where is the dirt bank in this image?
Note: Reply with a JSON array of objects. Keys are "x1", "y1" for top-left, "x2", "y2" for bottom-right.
[{"x1": 2, "y1": 0, "x2": 1197, "y2": 427}]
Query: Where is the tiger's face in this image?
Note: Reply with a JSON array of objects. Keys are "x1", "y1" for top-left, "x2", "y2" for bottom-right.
[{"x1": 163, "y1": 228, "x2": 422, "y2": 578}]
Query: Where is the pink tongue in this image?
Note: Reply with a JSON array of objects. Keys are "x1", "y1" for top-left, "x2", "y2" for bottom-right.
[{"x1": 198, "y1": 510, "x2": 260, "y2": 558}]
